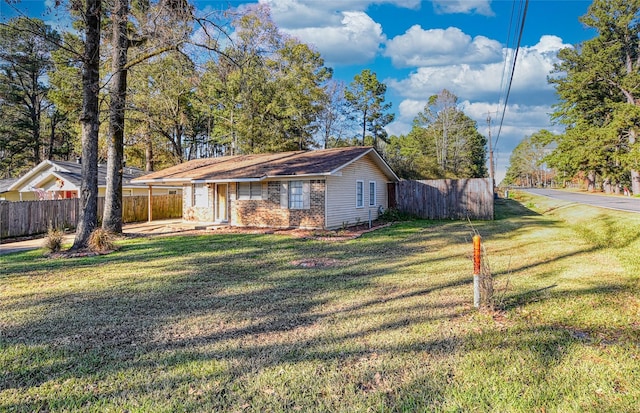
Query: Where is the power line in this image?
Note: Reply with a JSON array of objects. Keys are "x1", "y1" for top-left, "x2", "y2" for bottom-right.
[
  {"x1": 497, "y1": 1, "x2": 518, "y2": 112},
  {"x1": 494, "y1": 0, "x2": 530, "y2": 149}
]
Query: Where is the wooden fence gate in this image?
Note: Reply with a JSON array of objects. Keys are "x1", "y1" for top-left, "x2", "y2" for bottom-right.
[{"x1": 396, "y1": 178, "x2": 494, "y2": 220}]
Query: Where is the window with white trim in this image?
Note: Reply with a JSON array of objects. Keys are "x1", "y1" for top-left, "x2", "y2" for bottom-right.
[
  {"x1": 356, "y1": 180, "x2": 364, "y2": 208},
  {"x1": 289, "y1": 180, "x2": 304, "y2": 209},
  {"x1": 369, "y1": 181, "x2": 376, "y2": 206},
  {"x1": 193, "y1": 183, "x2": 209, "y2": 207},
  {"x1": 238, "y1": 182, "x2": 262, "y2": 200}
]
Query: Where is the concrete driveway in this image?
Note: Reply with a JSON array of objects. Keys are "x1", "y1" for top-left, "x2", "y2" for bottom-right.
[{"x1": 0, "y1": 219, "x2": 184, "y2": 255}]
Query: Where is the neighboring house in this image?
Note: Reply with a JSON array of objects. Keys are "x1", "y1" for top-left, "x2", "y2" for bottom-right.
[
  {"x1": 133, "y1": 146, "x2": 399, "y2": 230},
  {"x1": 0, "y1": 178, "x2": 20, "y2": 201},
  {"x1": 6, "y1": 159, "x2": 181, "y2": 201}
]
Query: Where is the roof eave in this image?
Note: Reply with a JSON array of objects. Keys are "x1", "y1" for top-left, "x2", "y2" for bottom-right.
[
  {"x1": 263, "y1": 172, "x2": 333, "y2": 180},
  {"x1": 8, "y1": 160, "x2": 61, "y2": 191}
]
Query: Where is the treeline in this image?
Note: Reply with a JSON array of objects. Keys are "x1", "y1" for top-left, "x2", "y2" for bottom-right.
[
  {"x1": 504, "y1": 0, "x2": 640, "y2": 194},
  {"x1": 0, "y1": 4, "x2": 488, "y2": 183},
  {"x1": 0, "y1": 4, "x2": 397, "y2": 178}
]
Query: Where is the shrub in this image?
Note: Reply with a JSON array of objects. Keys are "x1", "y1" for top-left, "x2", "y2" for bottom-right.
[
  {"x1": 378, "y1": 207, "x2": 416, "y2": 222},
  {"x1": 88, "y1": 228, "x2": 116, "y2": 253},
  {"x1": 43, "y1": 227, "x2": 65, "y2": 253}
]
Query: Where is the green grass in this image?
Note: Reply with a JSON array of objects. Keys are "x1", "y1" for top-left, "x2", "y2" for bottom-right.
[{"x1": 1, "y1": 192, "x2": 639, "y2": 412}]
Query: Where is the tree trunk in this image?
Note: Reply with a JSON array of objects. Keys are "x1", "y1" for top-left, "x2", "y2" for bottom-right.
[
  {"x1": 103, "y1": 0, "x2": 129, "y2": 234},
  {"x1": 72, "y1": 0, "x2": 101, "y2": 250},
  {"x1": 31, "y1": 76, "x2": 42, "y2": 165},
  {"x1": 145, "y1": 136, "x2": 154, "y2": 172},
  {"x1": 630, "y1": 130, "x2": 640, "y2": 195},
  {"x1": 48, "y1": 114, "x2": 56, "y2": 160},
  {"x1": 361, "y1": 108, "x2": 367, "y2": 146},
  {"x1": 586, "y1": 170, "x2": 596, "y2": 192},
  {"x1": 603, "y1": 177, "x2": 612, "y2": 194}
]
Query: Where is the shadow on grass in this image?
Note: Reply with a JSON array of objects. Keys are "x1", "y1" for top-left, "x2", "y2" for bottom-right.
[
  {"x1": 2, "y1": 199, "x2": 639, "y2": 411},
  {"x1": 493, "y1": 198, "x2": 541, "y2": 220}
]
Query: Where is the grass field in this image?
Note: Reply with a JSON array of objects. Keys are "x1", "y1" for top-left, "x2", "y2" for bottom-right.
[{"x1": 1, "y1": 192, "x2": 639, "y2": 412}]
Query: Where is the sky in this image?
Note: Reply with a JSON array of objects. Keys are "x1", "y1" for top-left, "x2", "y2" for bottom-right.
[{"x1": 0, "y1": 0, "x2": 598, "y2": 182}]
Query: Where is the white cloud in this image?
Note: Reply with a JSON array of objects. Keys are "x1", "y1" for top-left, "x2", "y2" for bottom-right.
[
  {"x1": 432, "y1": 0, "x2": 494, "y2": 16},
  {"x1": 385, "y1": 98, "x2": 427, "y2": 136},
  {"x1": 283, "y1": 11, "x2": 385, "y2": 66},
  {"x1": 259, "y1": 0, "x2": 421, "y2": 29},
  {"x1": 256, "y1": 0, "x2": 427, "y2": 65},
  {"x1": 258, "y1": 0, "x2": 342, "y2": 28},
  {"x1": 533, "y1": 35, "x2": 570, "y2": 54},
  {"x1": 384, "y1": 26, "x2": 502, "y2": 67},
  {"x1": 387, "y1": 35, "x2": 571, "y2": 106}
]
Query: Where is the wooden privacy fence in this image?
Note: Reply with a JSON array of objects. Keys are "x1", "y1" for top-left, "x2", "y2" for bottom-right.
[
  {"x1": 396, "y1": 178, "x2": 494, "y2": 220},
  {"x1": 96, "y1": 194, "x2": 183, "y2": 223},
  {"x1": 1, "y1": 198, "x2": 78, "y2": 239},
  {"x1": 1, "y1": 194, "x2": 182, "y2": 239}
]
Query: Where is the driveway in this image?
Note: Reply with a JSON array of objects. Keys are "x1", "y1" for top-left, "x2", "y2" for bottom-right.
[
  {"x1": 523, "y1": 188, "x2": 640, "y2": 214},
  {"x1": 0, "y1": 219, "x2": 184, "y2": 255}
]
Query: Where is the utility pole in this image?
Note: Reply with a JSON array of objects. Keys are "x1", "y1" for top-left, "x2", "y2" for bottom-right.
[{"x1": 487, "y1": 113, "x2": 495, "y2": 187}]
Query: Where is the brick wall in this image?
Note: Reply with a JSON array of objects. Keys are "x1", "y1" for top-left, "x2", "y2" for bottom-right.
[{"x1": 234, "y1": 179, "x2": 325, "y2": 229}]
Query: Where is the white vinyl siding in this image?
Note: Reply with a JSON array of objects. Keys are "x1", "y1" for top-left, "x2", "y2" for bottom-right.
[
  {"x1": 325, "y1": 155, "x2": 390, "y2": 229},
  {"x1": 356, "y1": 181, "x2": 364, "y2": 208},
  {"x1": 238, "y1": 182, "x2": 262, "y2": 200},
  {"x1": 369, "y1": 181, "x2": 376, "y2": 206}
]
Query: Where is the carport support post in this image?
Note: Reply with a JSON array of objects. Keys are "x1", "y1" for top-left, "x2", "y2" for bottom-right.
[
  {"x1": 147, "y1": 185, "x2": 153, "y2": 222},
  {"x1": 473, "y1": 235, "x2": 481, "y2": 308}
]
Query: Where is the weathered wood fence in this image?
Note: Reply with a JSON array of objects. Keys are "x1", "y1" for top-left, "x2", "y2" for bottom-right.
[
  {"x1": 396, "y1": 178, "x2": 494, "y2": 220},
  {"x1": 1, "y1": 194, "x2": 182, "y2": 239}
]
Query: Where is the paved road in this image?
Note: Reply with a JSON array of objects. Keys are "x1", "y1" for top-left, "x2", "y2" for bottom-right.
[{"x1": 523, "y1": 188, "x2": 640, "y2": 214}]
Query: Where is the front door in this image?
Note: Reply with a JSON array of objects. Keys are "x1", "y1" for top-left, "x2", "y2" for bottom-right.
[{"x1": 216, "y1": 184, "x2": 228, "y2": 222}]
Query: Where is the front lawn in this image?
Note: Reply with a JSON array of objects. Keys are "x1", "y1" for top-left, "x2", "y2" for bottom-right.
[{"x1": 1, "y1": 192, "x2": 639, "y2": 412}]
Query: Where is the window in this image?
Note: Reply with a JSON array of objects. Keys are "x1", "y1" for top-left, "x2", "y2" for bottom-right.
[
  {"x1": 356, "y1": 180, "x2": 364, "y2": 208},
  {"x1": 280, "y1": 181, "x2": 310, "y2": 209},
  {"x1": 184, "y1": 184, "x2": 193, "y2": 208},
  {"x1": 289, "y1": 180, "x2": 304, "y2": 209},
  {"x1": 369, "y1": 181, "x2": 376, "y2": 206},
  {"x1": 193, "y1": 183, "x2": 209, "y2": 207},
  {"x1": 238, "y1": 182, "x2": 262, "y2": 200}
]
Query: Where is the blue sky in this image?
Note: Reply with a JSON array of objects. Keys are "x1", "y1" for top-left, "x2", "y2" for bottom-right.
[{"x1": 1, "y1": 0, "x2": 597, "y2": 181}]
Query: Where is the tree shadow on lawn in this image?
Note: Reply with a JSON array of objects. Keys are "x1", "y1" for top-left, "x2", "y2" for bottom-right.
[
  {"x1": 1, "y1": 228, "x2": 468, "y2": 375},
  {"x1": 3, "y1": 206, "x2": 639, "y2": 410}
]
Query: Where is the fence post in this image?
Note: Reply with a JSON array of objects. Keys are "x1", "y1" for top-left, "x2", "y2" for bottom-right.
[
  {"x1": 147, "y1": 185, "x2": 153, "y2": 222},
  {"x1": 473, "y1": 234, "x2": 481, "y2": 308}
]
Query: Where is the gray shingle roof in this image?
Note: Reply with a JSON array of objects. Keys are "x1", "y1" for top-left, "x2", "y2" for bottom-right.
[
  {"x1": 49, "y1": 161, "x2": 146, "y2": 187},
  {"x1": 0, "y1": 178, "x2": 18, "y2": 193}
]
